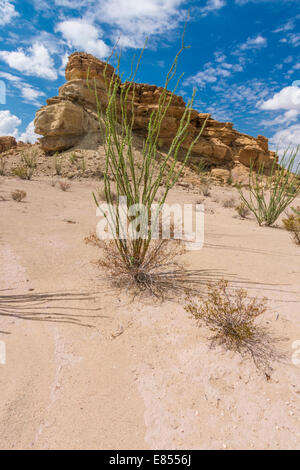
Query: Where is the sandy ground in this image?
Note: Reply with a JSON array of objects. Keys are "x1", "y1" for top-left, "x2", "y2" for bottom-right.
[{"x1": 0, "y1": 176, "x2": 300, "y2": 450}]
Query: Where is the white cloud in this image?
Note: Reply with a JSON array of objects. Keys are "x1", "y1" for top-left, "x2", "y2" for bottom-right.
[
  {"x1": 0, "y1": 110, "x2": 21, "y2": 137},
  {"x1": 0, "y1": 111, "x2": 38, "y2": 144},
  {"x1": 56, "y1": 19, "x2": 110, "y2": 58},
  {"x1": 280, "y1": 33, "x2": 300, "y2": 47},
  {"x1": 259, "y1": 86, "x2": 300, "y2": 111},
  {"x1": 93, "y1": 0, "x2": 186, "y2": 48},
  {"x1": 201, "y1": 0, "x2": 226, "y2": 15},
  {"x1": 19, "y1": 121, "x2": 39, "y2": 144},
  {"x1": 260, "y1": 109, "x2": 299, "y2": 127},
  {"x1": 0, "y1": 43, "x2": 57, "y2": 80},
  {"x1": 273, "y1": 20, "x2": 295, "y2": 34},
  {"x1": 270, "y1": 124, "x2": 300, "y2": 161},
  {"x1": 21, "y1": 86, "x2": 45, "y2": 106},
  {"x1": 0, "y1": 71, "x2": 45, "y2": 106},
  {"x1": 184, "y1": 56, "x2": 243, "y2": 89},
  {"x1": 239, "y1": 35, "x2": 267, "y2": 51},
  {"x1": 59, "y1": 52, "x2": 69, "y2": 77},
  {"x1": 0, "y1": 1, "x2": 19, "y2": 26}
]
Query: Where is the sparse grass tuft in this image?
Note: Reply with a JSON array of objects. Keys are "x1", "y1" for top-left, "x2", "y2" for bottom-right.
[
  {"x1": 223, "y1": 197, "x2": 236, "y2": 208},
  {"x1": 53, "y1": 152, "x2": 63, "y2": 175},
  {"x1": 235, "y1": 202, "x2": 250, "y2": 219},
  {"x1": 69, "y1": 153, "x2": 78, "y2": 165},
  {"x1": 283, "y1": 208, "x2": 300, "y2": 245},
  {"x1": 238, "y1": 147, "x2": 300, "y2": 226},
  {"x1": 185, "y1": 280, "x2": 279, "y2": 371},
  {"x1": 11, "y1": 189, "x2": 26, "y2": 202},
  {"x1": 12, "y1": 149, "x2": 38, "y2": 180},
  {"x1": 0, "y1": 155, "x2": 7, "y2": 176},
  {"x1": 201, "y1": 181, "x2": 211, "y2": 197},
  {"x1": 12, "y1": 166, "x2": 29, "y2": 180}
]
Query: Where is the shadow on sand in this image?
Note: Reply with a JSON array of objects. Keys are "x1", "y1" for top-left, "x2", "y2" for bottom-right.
[{"x1": 0, "y1": 290, "x2": 107, "y2": 331}]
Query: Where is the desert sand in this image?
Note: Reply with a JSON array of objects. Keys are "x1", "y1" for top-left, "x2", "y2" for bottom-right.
[{"x1": 0, "y1": 175, "x2": 300, "y2": 450}]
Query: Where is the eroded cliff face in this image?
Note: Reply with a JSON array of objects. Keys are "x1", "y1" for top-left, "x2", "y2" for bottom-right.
[
  {"x1": 34, "y1": 52, "x2": 276, "y2": 169},
  {"x1": 0, "y1": 136, "x2": 17, "y2": 153}
]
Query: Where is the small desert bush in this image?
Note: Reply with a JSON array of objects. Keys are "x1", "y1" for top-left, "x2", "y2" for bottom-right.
[
  {"x1": 283, "y1": 209, "x2": 300, "y2": 245},
  {"x1": 201, "y1": 182, "x2": 211, "y2": 197},
  {"x1": 223, "y1": 197, "x2": 236, "y2": 208},
  {"x1": 11, "y1": 189, "x2": 26, "y2": 202},
  {"x1": 85, "y1": 234, "x2": 186, "y2": 299},
  {"x1": 0, "y1": 155, "x2": 6, "y2": 176},
  {"x1": 235, "y1": 202, "x2": 250, "y2": 219},
  {"x1": 238, "y1": 147, "x2": 300, "y2": 226},
  {"x1": 226, "y1": 172, "x2": 233, "y2": 186},
  {"x1": 185, "y1": 280, "x2": 276, "y2": 371},
  {"x1": 59, "y1": 180, "x2": 71, "y2": 192},
  {"x1": 13, "y1": 149, "x2": 37, "y2": 180},
  {"x1": 22, "y1": 149, "x2": 38, "y2": 170},
  {"x1": 12, "y1": 166, "x2": 29, "y2": 180},
  {"x1": 69, "y1": 153, "x2": 78, "y2": 165},
  {"x1": 53, "y1": 152, "x2": 63, "y2": 175}
]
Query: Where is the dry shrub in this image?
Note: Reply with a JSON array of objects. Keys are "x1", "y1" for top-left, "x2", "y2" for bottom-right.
[
  {"x1": 85, "y1": 233, "x2": 212, "y2": 299},
  {"x1": 223, "y1": 197, "x2": 236, "y2": 208},
  {"x1": 59, "y1": 180, "x2": 71, "y2": 192},
  {"x1": 0, "y1": 156, "x2": 6, "y2": 176},
  {"x1": 185, "y1": 280, "x2": 280, "y2": 372},
  {"x1": 11, "y1": 189, "x2": 26, "y2": 202},
  {"x1": 283, "y1": 210, "x2": 300, "y2": 245},
  {"x1": 235, "y1": 202, "x2": 250, "y2": 219},
  {"x1": 12, "y1": 166, "x2": 29, "y2": 180},
  {"x1": 201, "y1": 182, "x2": 211, "y2": 197}
]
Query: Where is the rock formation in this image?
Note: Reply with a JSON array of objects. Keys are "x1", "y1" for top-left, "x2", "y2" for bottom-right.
[
  {"x1": 0, "y1": 136, "x2": 17, "y2": 153},
  {"x1": 34, "y1": 52, "x2": 276, "y2": 170}
]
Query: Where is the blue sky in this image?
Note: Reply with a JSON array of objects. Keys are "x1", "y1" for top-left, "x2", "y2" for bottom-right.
[{"x1": 0, "y1": 0, "x2": 299, "y2": 154}]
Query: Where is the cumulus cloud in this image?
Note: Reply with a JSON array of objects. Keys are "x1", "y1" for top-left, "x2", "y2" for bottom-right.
[
  {"x1": 270, "y1": 124, "x2": 300, "y2": 162},
  {"x1": 0, "y1": 43, "x2": 57, "y2": 80},
  {"x1": 0, "y1": 0, "x2": 19, "y2": 26},
  {"x1": 0, "y1": 110, "x2": 21, "y2": 137},
  {"x1": 19, "y1": 120, "x2": 39, "y2": 144},
  {"x1": 260, "y1": 109, "x2": 299, "y2": 127},
  {"x1": 259, "y1": 86, "x2": 300, "y2": 111},
  {"x1": 21, "y1": 86, "x2": 45, "y2": 106},
  {"x1": 56, "y1": 19, "x2": 110, "y2": 58},
  {"x1": 92, "y1": 0, "x2": 186, "y2": 48},
  {"x1": 0, "y1": 110, "x2": 38, "y2": 143}
]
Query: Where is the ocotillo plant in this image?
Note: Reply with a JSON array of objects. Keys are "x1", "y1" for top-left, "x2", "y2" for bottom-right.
[
  {"x1": 87, "y1": 32, "x2": 207, "y2": 276},
  {"x1": 238, "y1": 147, "x2": 300, "y2": 226}
]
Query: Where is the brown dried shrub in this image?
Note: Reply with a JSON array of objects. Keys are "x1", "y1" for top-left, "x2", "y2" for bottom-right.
[
  {"x1": 185, "y1": 280, "x2": 281, "y2": 372},
  {"x1": 11, "y1": 189, "x2": 26, "y2": 202}
]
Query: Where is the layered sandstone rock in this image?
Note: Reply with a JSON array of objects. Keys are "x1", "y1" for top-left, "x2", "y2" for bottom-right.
[
  {"x1": 0, "y1": 136, "x2": 17, "y2": 153},
  {"x1": 34, "y1": 52, "x2": 276, "y2": 169}
]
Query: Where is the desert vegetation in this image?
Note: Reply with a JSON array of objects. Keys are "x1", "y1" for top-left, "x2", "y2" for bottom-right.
[
  {"x1": 87, "y1": 31, "x2": 207, "y2": 297},
  {"x1": 11, "y1": 189, "x2": 26, "y2": 202},
  {"x1": 283, "y1": 207, "x2": 300, "y2": 245},
  {"x1": 238, "y1": 147, "x2": 300, "y2": 226},
  {"x1": 185, "y1": 280, "x2": 279, "y2": 372}
]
